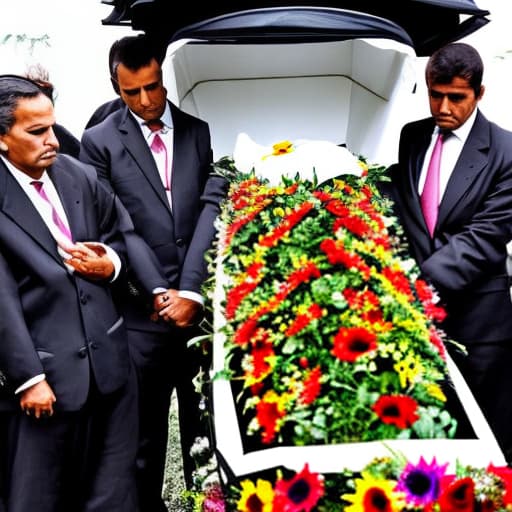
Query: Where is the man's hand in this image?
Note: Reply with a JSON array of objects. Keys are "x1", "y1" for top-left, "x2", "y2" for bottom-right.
[
  {"x1": 20, "y1": 380, "x2": 56, "y2": 419},
  {"x1": 153, "y1": 289, "x2": 202, "y2": 327},
  {"x1": 62, "y1": 241, "x2": 114, "y2": 281}
]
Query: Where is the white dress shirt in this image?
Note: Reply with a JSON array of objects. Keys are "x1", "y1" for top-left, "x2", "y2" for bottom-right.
[
  {"x1": 418, "y1": 108, "x2": 478, "y2": 202},
  {"x1": 129, "y1": 106, "x2": 203, "y2": 306},
  {"x1": 132, "y1": 104, "x2": 174, "y2": 209}
]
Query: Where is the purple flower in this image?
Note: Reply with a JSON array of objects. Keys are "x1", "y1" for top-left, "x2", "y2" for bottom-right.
[{"x1": 395, "y1": 456, "x2": 448, "y2": 507}]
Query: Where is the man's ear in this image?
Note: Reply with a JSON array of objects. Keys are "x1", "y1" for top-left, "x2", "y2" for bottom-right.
[
  {"x1": 0, "y1": 140, "x2": 8, "y2": 152},
  {"x1": 110, "y1": 77, "x2": 120, "y2": 95},
  {"x1": 477, "y1": 84, "x2": 485, "y2": 101}
]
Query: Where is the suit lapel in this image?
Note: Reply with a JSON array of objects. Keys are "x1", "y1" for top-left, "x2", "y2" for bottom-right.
[
  {"x1": 118, "y1": 106, "x2": 171, "y2": 212},
  {"x1": 404, "y1": 125, "x2": 433, "y2": 235},
  {"x1": 170, "y1": 104, "x2": 189, "y2": 217},
  {"x1": 0, "y1": 163, "x2": 62, "y2": 261},
  {"x1": 47, "y1": 159, "x2": 85, "y2": 242},
  {"x1": 438, "y1": 112, "x2": 488, "y2": 225}
]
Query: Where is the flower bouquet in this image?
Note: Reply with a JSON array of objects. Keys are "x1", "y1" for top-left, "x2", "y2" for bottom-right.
[{"x1": 190, "y1": 135, "x2": 507, "y2": 510}]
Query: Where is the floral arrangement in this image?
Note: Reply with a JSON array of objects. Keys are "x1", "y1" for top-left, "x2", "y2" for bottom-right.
[
  {"x1": 187, "y1": 436, "x2": 512, "y2": 511},
  {"x1": 213, "y1": 137, "x2": 457, "y2": 448},
  {"x1": 186, "y1": 137, "x2": 509, "y2": 511},
  {"x1": 229, "y1": 457, "x2": 512, "y2": 511}
]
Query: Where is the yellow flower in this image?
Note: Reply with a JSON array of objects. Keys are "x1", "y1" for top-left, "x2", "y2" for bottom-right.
[
  {"x1": 271, "y1": 140, "x2": 294, "y2": 155},
  {"x1": 394, "y1": 352, "x2": 423, "y2": 388},
  {"x1": 237, "y1": 478, "x2": 275, "y2": 512},
  {"x1": 341, "y1": 471, "x2": 404, "y2": 512},
  {"x1": 425, "y1": 382, "x2": 447, "y2": 402},
  {"x1": 261, "y1": 140, "x2": 294, "y2": 160}
]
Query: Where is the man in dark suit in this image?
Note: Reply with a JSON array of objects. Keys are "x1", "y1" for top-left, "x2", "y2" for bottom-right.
[
  {"x1": 381, "y1": 42, "x2": 512, "y2": 463},
  {"x1": 79, "y1": 35, "x2": 228, "y2": 510},
  {"x1": 0, "y1": 75, "x2": 139, "y2": 511}
]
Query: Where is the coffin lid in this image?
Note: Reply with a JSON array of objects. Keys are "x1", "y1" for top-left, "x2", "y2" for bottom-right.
[{"x1": 100, "y1": 0, "x2": 490, "y2": 56}]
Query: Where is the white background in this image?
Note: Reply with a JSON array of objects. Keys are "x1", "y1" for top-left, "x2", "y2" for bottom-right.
[{"x1": 0, "y1": 0, "x2": 511, "y2": 139}]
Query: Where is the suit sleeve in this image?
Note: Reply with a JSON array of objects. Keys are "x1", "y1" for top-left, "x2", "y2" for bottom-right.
[
  {"x1": 179, "y1": 124, "x2": 229, "y2": 293},
  {"x1": 0, "y1": 249, "x2": 44, "y2": 391}
]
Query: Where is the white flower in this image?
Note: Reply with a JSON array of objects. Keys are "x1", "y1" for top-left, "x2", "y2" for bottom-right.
[{"x1": 233, "y1": 132, "x2": 363, "y2": 186}]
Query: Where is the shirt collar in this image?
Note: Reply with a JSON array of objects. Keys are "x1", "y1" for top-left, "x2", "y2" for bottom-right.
[
  {"x1": 131, "y1": 102, "x2": 173, "y2": 137},
  {"x1": 0, "y1": 155, "x2": 49, "y2": 187},
  {"x1": 435, "y1": 107, "x2": 478, "y2": 144}
]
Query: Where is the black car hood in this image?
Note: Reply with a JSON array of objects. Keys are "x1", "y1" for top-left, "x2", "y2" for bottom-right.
[{"x1": 101, "y1": 0, "x2": 490, "y2": 56}]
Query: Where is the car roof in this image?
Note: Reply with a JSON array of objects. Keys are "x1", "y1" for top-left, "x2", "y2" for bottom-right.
[{"x1": 100, "y1": 0, "x2": 490, "y2": 56}]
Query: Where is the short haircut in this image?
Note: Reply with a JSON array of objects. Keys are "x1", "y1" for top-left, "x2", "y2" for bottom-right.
[
  {"x1": 0, "y1": 75, "x2": 43, "y2": 135},
  {"x1": 426, "y1": 42, "x2": 484, "y2": 97},
  {"x1": 108, "y1": 34, "x2": 166, "y2": 80}
]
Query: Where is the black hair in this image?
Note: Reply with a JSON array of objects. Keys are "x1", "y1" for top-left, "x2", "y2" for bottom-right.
[
  {"x1": 426, "y1": 42, "x2": 484, "y2": 97},
  {"x1": 0, "y1": 75, "x2": 43, "y2": 135},
  {"x1": 108, "y1": 34, "x2": 166, "y2": 94}
]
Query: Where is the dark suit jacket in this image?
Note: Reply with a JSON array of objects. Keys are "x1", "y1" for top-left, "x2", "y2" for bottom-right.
[
  {"x1": 79, "y1": 101, "x2": 228, "y2": 331},
  {"x1": 0, "y1": 155, "x2": 132, "y2": 411},
  {"x1": 84, "y1": 98, "x2": 123, "y2": 130},
  {"x1": 54, "y1": 123, "x2": 81, "y2": 158},
  {"x1": 382, "y1": 111, "x2": 512, "y2": 343}
]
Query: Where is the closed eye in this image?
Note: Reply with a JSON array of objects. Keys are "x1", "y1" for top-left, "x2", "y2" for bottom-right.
[{"x1": 123, "y1": 81, "x2": 160, "y2": 96}]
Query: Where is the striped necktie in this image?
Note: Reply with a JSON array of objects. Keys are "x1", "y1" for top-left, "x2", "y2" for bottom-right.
[{"x1": 31, "y1": 180, "x2": 72, "y2": 242}]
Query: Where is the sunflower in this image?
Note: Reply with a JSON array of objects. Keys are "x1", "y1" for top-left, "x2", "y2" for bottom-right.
[
  {"x1": 341, "y1": 471, "x2": 404, "y2": 512},
  {"x1": 237, "y1": 478, "x2": 274, "y2": 512}
]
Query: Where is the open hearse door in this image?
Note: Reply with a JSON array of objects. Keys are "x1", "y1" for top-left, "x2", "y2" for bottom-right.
[
  {"x1": 99, "y1": 0, "x2": 508, "y2": 492},
  {"x1": 101, "y1": 0, "x2": 490, "y2": 166}
]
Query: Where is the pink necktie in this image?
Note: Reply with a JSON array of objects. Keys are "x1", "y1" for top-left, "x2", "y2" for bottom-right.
[
  {"x1": 147, "y1": 120, "x2": 170, "y2": 191},
  {"x1": 421, "y1": 132, "x2": 445, "y2": 237},
  {"x1": 31, "y1": 180, "x2": 72, "y2": 242}
]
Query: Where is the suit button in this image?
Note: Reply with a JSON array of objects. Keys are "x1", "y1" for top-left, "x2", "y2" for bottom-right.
[
  {"x1": 80, "y1": 292, "x2": 87, "y2": 305},
  {"x1": 175, "y1": 238, "x2": 184, "y2": 247},
  {"x1": 89, "y1": 342, "x2": 98, "y2": 350},
  {"x1": 78, "y1": 347, "x2": 88, "y2": 358}
]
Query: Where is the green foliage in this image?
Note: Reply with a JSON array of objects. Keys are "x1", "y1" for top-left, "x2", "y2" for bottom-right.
[{"x1": 0, "y1": 34, "x2": 50, "y2": 54}]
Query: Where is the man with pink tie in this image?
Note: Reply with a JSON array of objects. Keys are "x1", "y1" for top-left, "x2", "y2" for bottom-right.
[
  {"x1": 0, "y1": 74, "x2": 139, "y2": 511},
  {"x1": 80, "y1": 34, "x2": 228, "y2": 511},
  {"x1": 380, "y1": 42, "x2": 512, "y2": 463}
]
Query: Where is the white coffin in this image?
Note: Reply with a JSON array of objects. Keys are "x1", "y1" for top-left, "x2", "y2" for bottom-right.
[
  {"x1": 162, "y1": 32, "x2": 506, "y2": 480},
  {"x1": 163, "y1": 37, "x2": 420, "y2": 166}
]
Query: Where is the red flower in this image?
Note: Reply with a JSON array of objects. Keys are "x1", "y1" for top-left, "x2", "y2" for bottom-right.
[
  {"x1": 225, "y1": 262, "x2": 264, "y2": 319},
  {"x1": 285, "y1": 303, "x2": 323, "y2": 336},
  {"x1": 428, "y1": 326, "x2": 447, "y2": 360},
  {"x1": 273, "y1": 464, "x2": 324, "y2": 512},
  {"x1": 299, "y1": 366, "x2": 322, "y2": 405},
  {"x1": 372, "y1": 395, "x2": 419, "y2": 429},
  {"x1": 256, "y1": 394, "x2": 286, "y2": 444},
  {"x1": 381, "y1": 266, "x2": 413, "y2": 298},
  {"x1": 437, "y1": 477, "x2": 475, "y2": 512},
  {"x1": 248, "y1": 330, "x2": 275, "y2": 382},
  {"x1": 331, "y1": 326, "x2": 377, "y2": 362},
  {"x1": 259, "y1": 202, "x2": 314, "y2": 248}
]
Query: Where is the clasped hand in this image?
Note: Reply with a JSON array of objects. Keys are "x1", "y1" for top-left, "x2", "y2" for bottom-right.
[
  {"x1": 60, "y1": 241, "x2": 114, "y2": 280},
  {"x1": 20, "y1": 380, "x2": 56, "y2": 419},
  {"x1": 152, "y1": 289, "x2": 201, "y2": 327}
]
